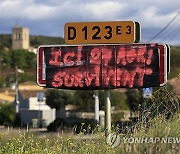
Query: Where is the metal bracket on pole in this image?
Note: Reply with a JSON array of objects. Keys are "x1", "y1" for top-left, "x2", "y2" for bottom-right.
[{"x1": 105, "y1": 90, "x2": 111, "y2": 136}]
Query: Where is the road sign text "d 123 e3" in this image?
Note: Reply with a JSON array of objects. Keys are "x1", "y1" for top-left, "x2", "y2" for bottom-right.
[{"x1": 64, "y1": 21, "x2": 140, "y2": 44}]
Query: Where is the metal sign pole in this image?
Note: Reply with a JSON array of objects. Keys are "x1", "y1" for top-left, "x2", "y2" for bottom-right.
[
  {"x1": 94, "y1": 90, "x2": 99, "y2": 124},
  {"x1": 105, "y1": 90, "x2": 111, "y2": 136},
  {"x1": 38, "y1": 100, "x2": 41, "y2": 128},
  {"x1": 15, "y1": 66, "x2": 19, "y2": 113},
  {"x1": 37, "y1": 92, "x2": 44, "y2": 128}
]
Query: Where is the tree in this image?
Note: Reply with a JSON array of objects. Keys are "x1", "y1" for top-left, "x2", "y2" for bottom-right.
[
  {"x1": 73, "y1": 90, "x2": 129, "y2": 110},
  {"x1": 0, "y1": 49, "x2": 36, "y2": 69},
  {"x1": 110, "y1": 90, "x2": 129, "y2": 110},
  {"x1": 0, "y1": 50, "x2": 11, "y2": 69},
  {"x1": 0, "y1": 76, "x2": 4, "y2": 88},
  {"x1": 126, "y1": 89, "x2": 143, "y2": 111},
  {"x1": 10, "y1": 50, "x2": 26, "y2": 68},
  {"x1": 46, "y1": 89, "x2": 73, "y2": 109},
  {"x1": 46, "y1": 89, "x2": 132, "y2": 111},
  {"x1": 0, "y1": 103, "x2": 16, "y2": 125},
  {"x1": 24, "y1": 51, "x2": 36, "y2": 69},
  {"x1": 73, "y1": 90, "x2": 94, "y2": 110},
  {"x1": 30, "y1": 38, "x2": 41, "y2": 48}
]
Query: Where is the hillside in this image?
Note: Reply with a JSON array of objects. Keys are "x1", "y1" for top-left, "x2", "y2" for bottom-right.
[
  {"x1": 30, "y1": 35, "x2": 64, "y2": 47},
  {"x1": 169, "y1": 46, "x2": 180, "y2": 78},
  {"x1": 0, "y1": 34, "x2": 64, "y2": 48},
  {"x1": 0, "y1": 34, "x2": 180, "y2": 88},
  {"x1": 0, "y1": 34, "x2": 12, "y2": 48}
]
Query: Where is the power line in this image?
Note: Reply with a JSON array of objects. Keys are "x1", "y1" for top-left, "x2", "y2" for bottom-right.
[
  {"x1": 166, "y1": 27, "x2": 180, "y2": 44},
  {"x1": 158, "y1": 15, "x2": 180, "y2": 41},
  {"x1": 148, "y1": 10, "x2": 180, "y2": 42}
]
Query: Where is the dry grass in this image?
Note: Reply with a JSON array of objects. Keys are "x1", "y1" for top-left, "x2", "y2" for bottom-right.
[
  {"x1": 0, "y1": 85, "x2": 180, "y2": 153},
  {"x1": 0, "y1": 114, "x2": 179, "y2": 154}
]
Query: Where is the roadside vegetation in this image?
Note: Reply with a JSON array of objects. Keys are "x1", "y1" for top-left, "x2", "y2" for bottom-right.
[
  {"x1": 0, "y1": 35, "x2": 179, "y2": 153},
  {"x1": 0, "y1": 49, "x2": 36, "y2": 87},
  {"x1": 0, "y1": 34, "x2": 64, "y2": 49},
  {"x1": 0, "y1": 112, "x2": 179, "y2": 153},
  {"x1": 0, "y1": 84, "x2": 180, "y2": 153}
]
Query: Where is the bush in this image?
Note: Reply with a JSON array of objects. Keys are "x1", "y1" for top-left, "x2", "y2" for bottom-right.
[
  {"x1": 72, "y1": 119, "x2": 96, "y2": 134},
  {"x1": 0, "y1": 76, "x2": 4, "y2": 88},
  {"x1": 0, "y1": 103, "x2": 16, "y2": 126},
  {"x1": 47, "y1": 118, "x2": 96, "y2": 134},
  {"x1": 0, "y1": 49, "x2": 36, "y2": 70},
  {"x1": 47, "y1": 118, "x2": 66, "y2": 132}
]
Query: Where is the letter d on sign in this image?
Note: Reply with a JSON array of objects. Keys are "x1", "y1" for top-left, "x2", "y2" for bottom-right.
[{"x1": 68, "y1": 27, "x2": 76, "y2": 40}]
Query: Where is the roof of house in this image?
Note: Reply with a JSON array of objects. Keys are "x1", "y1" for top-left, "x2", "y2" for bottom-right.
[
  {"x1": 18, "y1": 82, "x2": 44, "y2": 91},
  {"x1": 0, "y1": 93, "x2": 14, "y2": 102},
  {"x1": 0, "y1": 82, "x2": 46, "y2": 102},
  {"x1": 19, "y1": 90, "x2": 46, "y2": 100}
]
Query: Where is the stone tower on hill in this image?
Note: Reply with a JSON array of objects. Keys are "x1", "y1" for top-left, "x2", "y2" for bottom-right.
[{"x1": 12, "y1": 25, "x2": 29, "y2": 50}]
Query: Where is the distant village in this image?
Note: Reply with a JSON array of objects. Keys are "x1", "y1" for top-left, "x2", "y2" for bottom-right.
[
  {"x1": 2, "y1": 25, "x2": 179, "y2": 132},
  {"x1": 0, "y1": 25, "x2": 56, "y2": 128},
  {"x1": 0, "y1": 26, "x2": 138, "y2": 129}
]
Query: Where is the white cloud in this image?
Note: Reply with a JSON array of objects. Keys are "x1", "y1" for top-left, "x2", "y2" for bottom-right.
[
  {"x1": 0, "y1": 0, "x2": 179, "y2": 24},
  {"x1": 0, "y1": 0, "x2": 55, "y2": 20},
  {"x1": 131, "y1": 7, "x2": 180, "y2": 28},
  {"x1": 78, "y1": 1, "x2": 126, "y2": 20},
  {"x1": 0, "y1": 0, "x2": 179, "y2": 44}
]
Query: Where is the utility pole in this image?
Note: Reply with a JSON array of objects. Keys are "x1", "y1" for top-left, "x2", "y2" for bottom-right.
[
  {"x1": 37, "y1": 92, "x2": 44, "y2": 128},
  {"x1": 15, "y1": 66, "x2": 19, "y2": 113},
  {"x1": 94, "y1": 90, "x2": 99, "y2": 124},
  {"x1": 105, "y1": 90, "x2": 111, "y2": 136},
  {"x1": 38, "y1": 100, "x2": 41, "y2": 128}
]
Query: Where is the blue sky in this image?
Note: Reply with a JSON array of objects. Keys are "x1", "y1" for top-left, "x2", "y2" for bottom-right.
[{"x1": 0, "y1": 0, "x2": 180, "y2": 45}]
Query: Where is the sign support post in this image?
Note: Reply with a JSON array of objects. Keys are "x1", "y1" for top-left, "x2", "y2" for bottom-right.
[
  {"x1": 15, "y1": 66, "x2": 19, "y2": 113},
  {"x1": 94, "y1": 90, "x2": 99, "y2": 124},
  {"x1": 105, "y1": 90, "x2": 111, "y2": 136},
  {"x1": 37, "y1": 92, "x2": 44, "y2": 128}
]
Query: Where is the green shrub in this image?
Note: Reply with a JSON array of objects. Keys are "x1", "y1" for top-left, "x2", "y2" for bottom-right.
[
  {"x1": 0, "y1": 103, "x2": 16, "y2": 126},
  {"x1": 47, "y1": 118, "x2": 66, "y2": 132}
]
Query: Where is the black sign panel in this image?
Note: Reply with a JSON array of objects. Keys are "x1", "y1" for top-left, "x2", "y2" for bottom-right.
[{"x1": 37, "y1": 44, "x2": 168, "y2": 90}]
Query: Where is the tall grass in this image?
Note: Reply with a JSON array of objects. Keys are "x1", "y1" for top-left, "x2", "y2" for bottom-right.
[
  {"x1": 0, "y1": 85, "x2": 180, "y2": 153},
  {"x1": 0, "y1": 114, "x2": 179, "y2": 154}
]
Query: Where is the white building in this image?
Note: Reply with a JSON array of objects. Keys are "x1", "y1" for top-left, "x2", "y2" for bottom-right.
[{"x1": 15, "y1": 90, "x2": 55, "y2": 127}]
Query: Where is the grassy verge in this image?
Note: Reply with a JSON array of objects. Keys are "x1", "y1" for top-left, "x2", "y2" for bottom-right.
[
  {"x1": 0, "y1": 114, "x2": 179, "y2": 154},
  {"x1": 119, "y1": 114, "x2": 180, "y2": 153}
]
